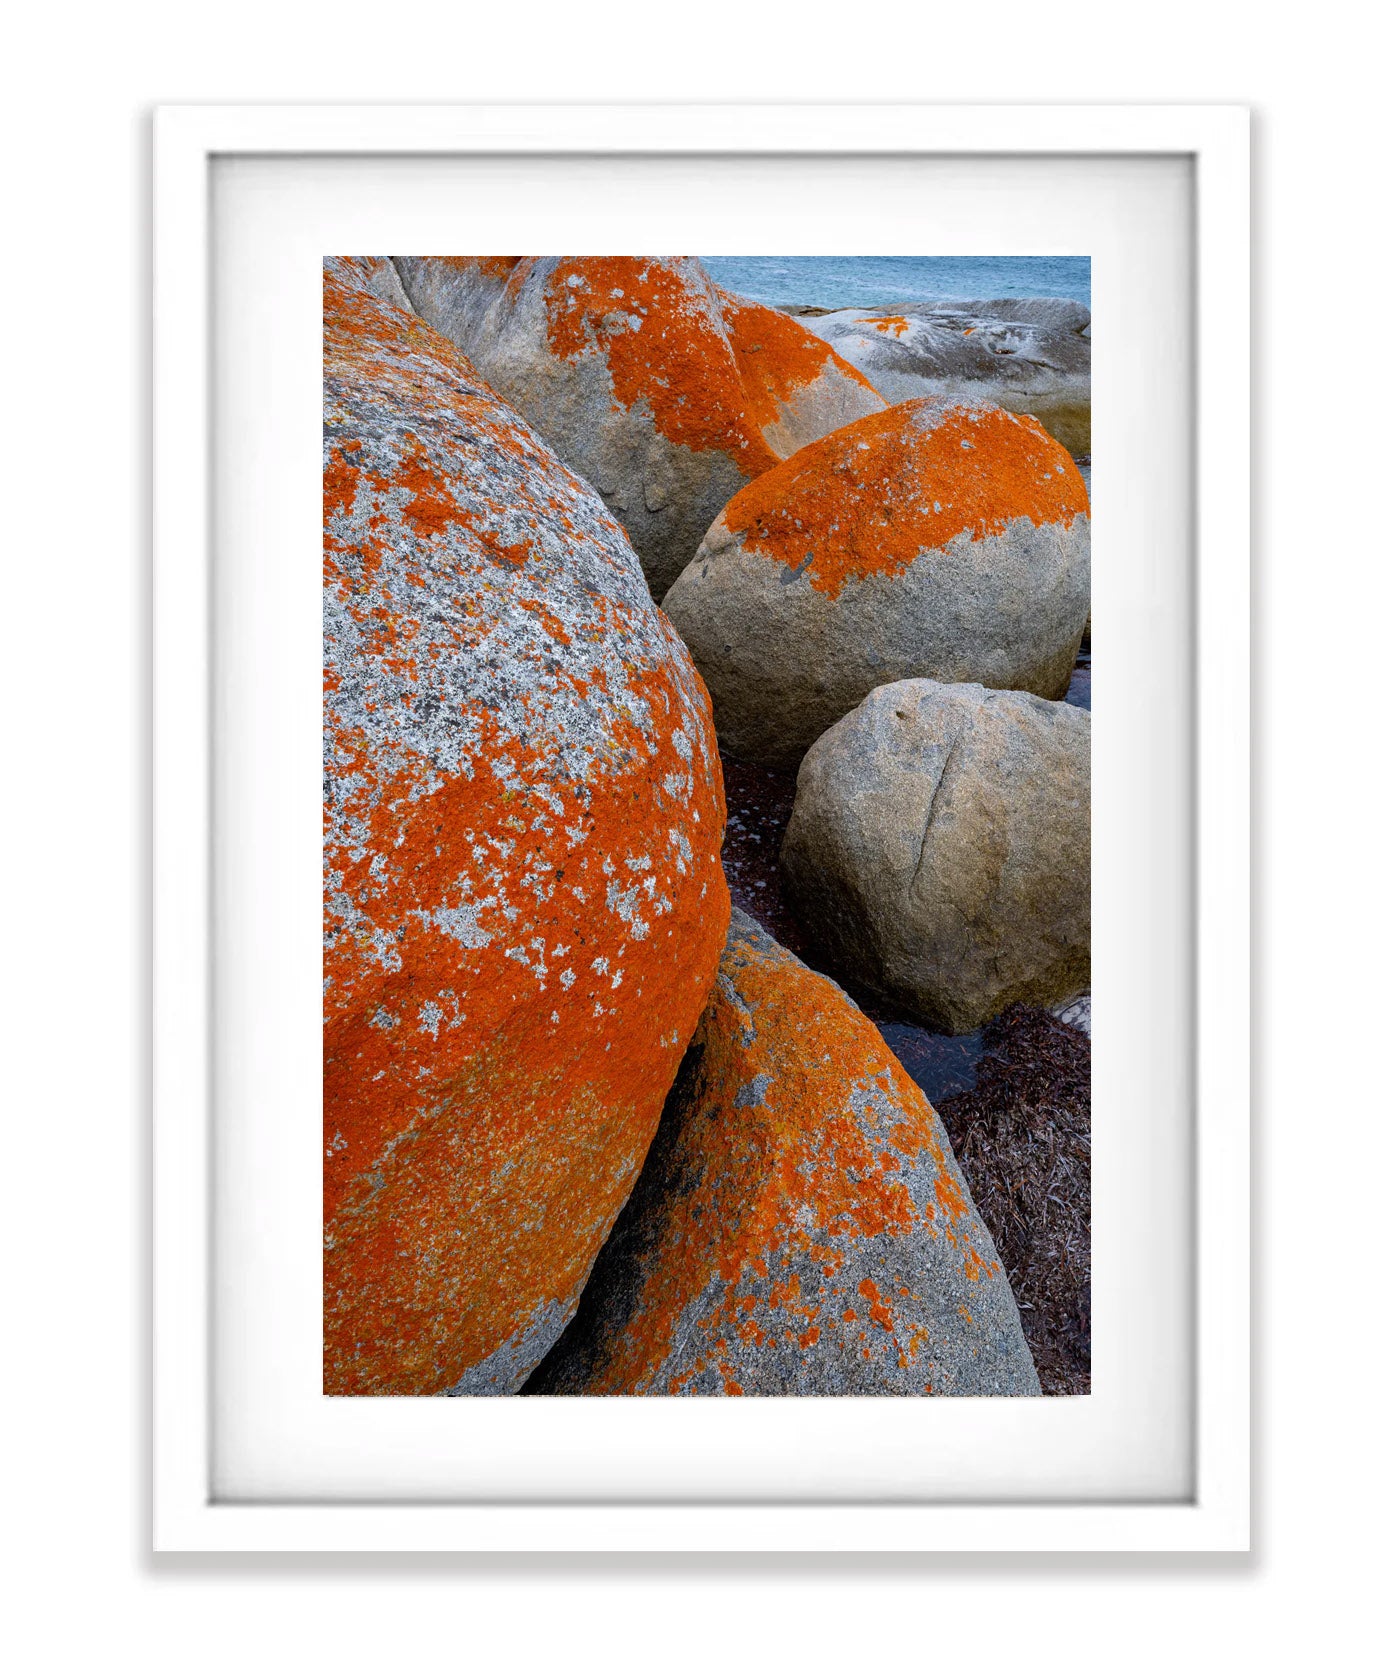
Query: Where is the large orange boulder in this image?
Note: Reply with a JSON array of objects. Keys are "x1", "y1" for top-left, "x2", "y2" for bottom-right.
[
  {"x1": 663, "y1": 398, "x2": 1091, "y2": 767},
  {"x1": 322, "y1": 257, "x2": 730, "y2": 1395},
  {"x1": 526, "y1": 912, "x2": 1040, "y2": 1396},
  {"x1": 391, "y1": 256, "x2": 886, "y2": 597}
]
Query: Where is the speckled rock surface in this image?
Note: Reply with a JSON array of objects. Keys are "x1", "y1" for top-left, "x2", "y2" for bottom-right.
[
  {"x1": 338, "y1": 253, "x2": 416, "y2": 314},
  {"x1": 391, "y1": 256, "x2": 886, "y2": 598},
  {"x1": 526, "y1": 911, "x2": 1040, "y2": 1396},
  {"x1": 663, "y1": 400, "x2": 1091, "y2": 768},
  {"x1": 781, "y1": 681, "x2": 1090, "y2": 1035},
  {"x1": 322, "y1": 257, "x2": 730, "y2": 1396},
  {"x1": 802, "y1": 297, "x2": 1091, "y2": 455}
]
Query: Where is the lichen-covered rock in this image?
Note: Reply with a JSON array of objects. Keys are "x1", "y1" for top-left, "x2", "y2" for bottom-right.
[
  {"x1": 337, "y1": 253, "x2": 416, "y2": 313},
  {"x1": 802, "y1": 297, "x2": 1091, "y2": 455},
  {"x1": 382, "y1": 255, "x2": 517, "y2": 348},
  {"x1": 526, "y1": 911, "x2": 1040, "y2": 1396},
  {"x1": 781, "y1": 680, "x2": 1090, "y2": 1035},
  {"x1": 662, "y1": 399, "x2": 1090, "y2": 768},
  {"x1": 391, "y1": 256, "x2": 886, "y2": 598},
  {"x1": 322, "y1": 256, "x2": 730, "y2": 1396}
]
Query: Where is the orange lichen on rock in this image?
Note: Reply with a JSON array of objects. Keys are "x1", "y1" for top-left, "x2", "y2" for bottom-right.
[
  {"x1": 321, "y1": 256, "x2": 730, "y2": 1395},
  {"x1": 421, "y1": 255, "x2": 524, "y2": 279},
  {"x1": 661, "y1": 394, "x2": 1092, "y2": 765},
  {"x1": 388, "y1": 256, "x2": 887, "y2": 600},
  {"x1": 525, "y1": 912, "x2": 1039, "y2": 1396},
  {"x1": 712, "y1": 398, "x2": 1090, "y2": 600},
  {"x1": 717, "y1": 290, "x2": 882, "y2": 452},
  {"x1": 539, "y1": 258, "x2": 878, "y2": 471}
]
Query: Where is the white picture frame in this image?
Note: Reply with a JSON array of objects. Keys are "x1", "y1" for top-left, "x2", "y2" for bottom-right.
[{"x1": 153, "y1": 103, "x2": 1250, "y2": 1553}]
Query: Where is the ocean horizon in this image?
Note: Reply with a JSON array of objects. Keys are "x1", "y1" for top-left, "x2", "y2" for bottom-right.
[{"x1": 701, "y1": 254, "x2": 1091, "y2": 311}]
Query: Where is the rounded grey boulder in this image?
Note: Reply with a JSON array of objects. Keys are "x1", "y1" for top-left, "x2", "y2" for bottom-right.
[
  {"x1": 781, "y1": 680, "x2": 1090, "y2": 1034},
  {"x1": 663, "y1": 399, "x2": 1090, "y2": 769}
]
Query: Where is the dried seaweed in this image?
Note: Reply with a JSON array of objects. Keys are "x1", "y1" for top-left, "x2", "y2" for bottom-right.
[{"x1": 937, "y1": 1006, "x2": 1091, "y2": 1394}]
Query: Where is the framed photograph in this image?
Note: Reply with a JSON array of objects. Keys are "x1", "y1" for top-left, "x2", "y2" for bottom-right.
[{"x1": 153, "y1": 103, "x2": 1249, "y2": 1551}]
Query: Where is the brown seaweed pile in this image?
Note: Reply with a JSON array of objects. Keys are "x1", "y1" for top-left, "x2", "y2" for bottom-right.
[{"x1": 936, "y1": 1006, "x2": 1091, "y2": 1394}]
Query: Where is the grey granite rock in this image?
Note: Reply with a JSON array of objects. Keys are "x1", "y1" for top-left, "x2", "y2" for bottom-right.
[{"x1": 781, "y1": 681, "x2": 1090, "y2": 1034}]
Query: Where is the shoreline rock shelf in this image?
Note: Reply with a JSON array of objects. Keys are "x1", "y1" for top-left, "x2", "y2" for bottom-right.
[
  {"x1": 526, "y1": 911, "x2": 1040, "y2": 1396},
  {"x1": 321, "y1": 257, "x2": 730, "y2": 1396},
  {"x1": 664, "y1": 398, "x2": 1090, "y2": 769},
  {"x1": 796, "y1": 296, "x2": 1091, "y2": 456}
]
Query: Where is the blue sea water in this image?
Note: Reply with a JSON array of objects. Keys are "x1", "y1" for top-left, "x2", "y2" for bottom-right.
[{"x1": 701, "y1": 254, "x2": 1090, "y2": 311}]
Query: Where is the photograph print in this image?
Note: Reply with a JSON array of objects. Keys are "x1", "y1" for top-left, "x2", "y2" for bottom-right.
[{"x1": 322, "y1": 253, "x2": 1091, "y2": 1397}]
